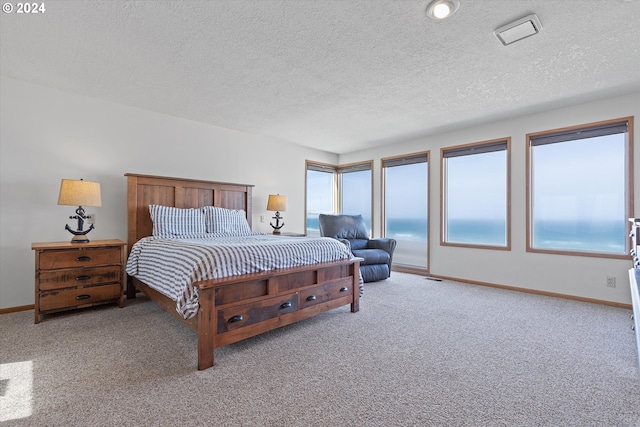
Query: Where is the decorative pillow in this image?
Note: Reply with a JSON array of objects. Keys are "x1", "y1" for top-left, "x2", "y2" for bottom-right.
[
  {"x1": 149, "y1": 205, "x2": 206, "y2": 238},
  {"x1": 204, "y1": 206, "x2": 252, "y2": 235}
]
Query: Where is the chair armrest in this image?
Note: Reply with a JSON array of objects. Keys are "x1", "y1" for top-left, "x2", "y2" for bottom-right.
[{"x1": 367, "y1": 238, "x2": 397, "y2": 254}]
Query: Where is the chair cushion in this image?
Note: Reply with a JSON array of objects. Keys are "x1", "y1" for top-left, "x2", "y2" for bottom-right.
[{"x1": 352, "y1": 248, "x2": 390, "y2": 265}]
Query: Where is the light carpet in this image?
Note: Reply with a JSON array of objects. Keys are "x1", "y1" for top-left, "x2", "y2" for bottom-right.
[{"x1": 1, "y1": 273, "x2": 639, "y2": 426}]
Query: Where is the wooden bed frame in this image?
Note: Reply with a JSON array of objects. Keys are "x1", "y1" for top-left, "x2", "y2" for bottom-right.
[{"x1": 125, "y1": 173, "x2": 360, "y2": 370}]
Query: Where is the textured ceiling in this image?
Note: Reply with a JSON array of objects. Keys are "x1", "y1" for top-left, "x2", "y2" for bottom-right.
[{"x1": 1, "y1": 1, "x2": 639, "y2": 154}]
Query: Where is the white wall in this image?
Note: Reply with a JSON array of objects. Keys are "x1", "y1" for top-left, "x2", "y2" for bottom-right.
[
  {"x1": 339, "y1": 91, "x2": 640, "y2": 305},
  {"x1": 0, "y1": 76, "x2": 338, "y2": 309}
]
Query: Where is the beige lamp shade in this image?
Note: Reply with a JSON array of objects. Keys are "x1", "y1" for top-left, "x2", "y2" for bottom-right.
[
  {"x1": 58, "y1": 179, "x2": 102, "y2": 207},
  {"x1": 267, "y1": 194, "x2": 287, "y2": 212}
]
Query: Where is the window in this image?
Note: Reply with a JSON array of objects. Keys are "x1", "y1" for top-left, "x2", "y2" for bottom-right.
[
  {"x1": 306, "y1": 161, "x2": 372, "y2": 237},
  {"x1": 527, "y1": 117, "x2": 633, "y2": 257},
  {"x1": 441, "y1": 139, "x2": 510, "y2": 249},
  {"x1": 382, "y1": 152, "x2": 429, "y2": 270},
  {"x1": 339, "y1": 162, "x2": 373, "y2": 233},
  {"x1": 306, "y1": 162, "x2": 336, "y2": 237}
]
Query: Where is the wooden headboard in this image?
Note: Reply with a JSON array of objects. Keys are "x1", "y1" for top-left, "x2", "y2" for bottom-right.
[{"x1": 125, "y1": 173, "x2": 254, "y2": 252}]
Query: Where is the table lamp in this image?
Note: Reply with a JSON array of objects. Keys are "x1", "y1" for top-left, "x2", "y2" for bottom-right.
[
  {"x1": 57, "y1": 178, "x2": 102, "y2": 243},
  {"x1": 267, "y1": 194, "x2": 287, "y2": 234}
]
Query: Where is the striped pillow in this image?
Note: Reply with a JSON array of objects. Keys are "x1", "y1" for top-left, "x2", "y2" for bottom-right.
[
  {"x1": 149, "y1": 205, "x2": 206, "y2": 238},
  {"x1": 204, "y1": 206, "x2": 252, "y2": 235}
]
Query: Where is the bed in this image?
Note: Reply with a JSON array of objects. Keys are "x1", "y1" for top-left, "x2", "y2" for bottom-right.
[{"x1": 125, "y1": 173, "x2": 361, "y2": 370}]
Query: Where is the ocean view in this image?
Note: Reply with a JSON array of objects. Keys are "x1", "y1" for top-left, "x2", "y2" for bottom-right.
[
  {"x1": 446, "y1": 219, "x2": 505, "y2": 246},
  {"x1": 307, "y1": 216, "x2": 627, "y2": 255},
  {"x1": 532, "y1": 219, "x2": 626, "y2": 254}
]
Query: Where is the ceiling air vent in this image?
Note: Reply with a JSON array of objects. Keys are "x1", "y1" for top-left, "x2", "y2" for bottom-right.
[{"x1": 494, "y1": 14, "x2": 542, "y2": 46}]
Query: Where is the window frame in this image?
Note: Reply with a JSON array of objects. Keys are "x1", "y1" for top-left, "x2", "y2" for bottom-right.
[
  {"x1": 381, "y1": 151, "x2": 430, "y2": 273},
  {"x1": 305, "y1": 160, "x2": 373, "y2": 236},
  {"x1": 526, "y1": 117, "x2": 634, "y2": 259},
  {"x1": 337, "y1": 160, "x2": 374, "y2": 233},
  {"x1": 305, "y1": 161, "x2": 337, "y2": 237},
  {"x1": 440, "y1": 138, "x2": 512, "y2": 251}
]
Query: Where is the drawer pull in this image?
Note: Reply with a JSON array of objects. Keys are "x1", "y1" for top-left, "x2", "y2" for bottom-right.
[
  {"x1": 306, "y1": 295, "x2": 317, "y2": 302},
  {"x1": 75, "y1": 294, "x2": 91, "y2": 300},
  {"x1": 228, "y1": 315, "x2": 244, "y2": 323},
  {"x1": 339, "y1": 287, "x2": 349, "y2": 292},
  {"x1": 75, "y1": 275, "x2": 91, "y2": 281},
  {"x1": 75, "y1": 256, "x2": 91, "y2": 262},
  {"x1": 280, "y1": 302, "x2": 292, "y2": 309}
]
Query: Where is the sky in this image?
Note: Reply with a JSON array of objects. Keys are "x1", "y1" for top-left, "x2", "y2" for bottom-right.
[
  {"x1": 532, "y1": 134, "x2": 626, "y2": 222},
  {"x1": 307, "y1": 132, "x2": 627, "y2": 225},
  {"x1": 446, "y1": 150, "x2": 506, "y2": 221},
  {"x1": 384, "y1": 162, "x2": 427, "y2": 220}
]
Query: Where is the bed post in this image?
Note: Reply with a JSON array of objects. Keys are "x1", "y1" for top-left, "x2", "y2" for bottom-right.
[
  {"x1": 126, "y1": 175, "x2": 138, "y2": 299},
  {"x1": 197, "y1": 287, "x2": 216, "y2": 370},
  {"x1": 351, "y1": 259, "x2": 361, "y2": 313}
]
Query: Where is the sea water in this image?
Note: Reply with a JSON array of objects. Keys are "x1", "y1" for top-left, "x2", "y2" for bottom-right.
[
  {"x1": 532, "y1": 219, "x2": 626, "y2": 254},
  {"x1": 308, "y1": 216, "x2": 626, "y2": 255}
]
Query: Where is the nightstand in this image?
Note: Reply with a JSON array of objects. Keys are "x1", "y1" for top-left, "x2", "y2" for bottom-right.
[
  {"x1": 276, "y1": 232, "x2": 307, "y2": 237},
  {"x1": 31, "y1": 239, "x2": 127, "y2": 323}
]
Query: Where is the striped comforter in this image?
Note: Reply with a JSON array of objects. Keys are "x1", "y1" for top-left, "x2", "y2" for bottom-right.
[{"x1": 126, "y1": 234, "x2": 356, "y2": 319}]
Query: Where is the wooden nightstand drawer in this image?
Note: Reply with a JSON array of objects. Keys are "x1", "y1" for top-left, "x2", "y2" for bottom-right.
[
  {"x1": 39, "y1": 283, "x2": 122, "y2": 312},
  {"x1": 32, "y1": 239, "x2": 127, "y2": 323},
  {"x1": 39, "y1": 266, "x2": 122, "y2": 291},
  {"x1": 39, "y1": 247, "x2": 121, "y2": 269}
]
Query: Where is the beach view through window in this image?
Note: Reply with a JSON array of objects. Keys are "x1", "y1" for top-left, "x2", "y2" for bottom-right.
[
  {"x1": 384, "y1": 160, "x2": 428, "y2": 268},
  {"x1": 531, "y1": 133, "x2": 627, "y2": 254}
]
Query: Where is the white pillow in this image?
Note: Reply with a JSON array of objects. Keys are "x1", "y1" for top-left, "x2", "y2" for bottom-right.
[
  {"x1": 149, "y1": 205, "x2": 206, "y2": 238},
  {"x1": 204, "y1": 206, "x2": 252, "y2": 235}
]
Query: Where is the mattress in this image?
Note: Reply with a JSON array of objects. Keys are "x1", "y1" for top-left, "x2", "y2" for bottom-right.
[{"x1": 126, "y1": 234, "x2": 355, "y2": 319}]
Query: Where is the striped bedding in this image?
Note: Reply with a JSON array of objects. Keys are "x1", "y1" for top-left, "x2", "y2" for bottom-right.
[{"x1": 126, "y1": 234, "x2": 358, "y2": 319}]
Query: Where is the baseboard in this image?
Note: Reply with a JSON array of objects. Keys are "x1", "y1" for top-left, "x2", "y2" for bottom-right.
[
  {"x1": 0, "y1": 304, "x2": 34, "y2": 315},
  {"x1": 2, "y1": 272, "x2": 632, "y2": 313},
  {"x1": 392, "y1": 265, "x2": 429, "y2": 275},
  {"x1": 392, "y1": 267, "x2": 632, "y2": 310}
]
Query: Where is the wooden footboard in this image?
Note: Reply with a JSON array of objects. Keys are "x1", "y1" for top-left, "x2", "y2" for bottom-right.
[{"x1": 194, "y1": 257, "x2": 360, "y2": 369}]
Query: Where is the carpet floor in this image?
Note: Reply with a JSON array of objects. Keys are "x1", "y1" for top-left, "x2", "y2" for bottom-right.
[{"x1": 1, "y1": 272, "x2": 639, "y2": 426}]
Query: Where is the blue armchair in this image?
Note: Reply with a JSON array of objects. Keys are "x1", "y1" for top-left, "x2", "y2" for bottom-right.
[{"x1": 318, "y1": 214, "x2": 396, "y2": 283}]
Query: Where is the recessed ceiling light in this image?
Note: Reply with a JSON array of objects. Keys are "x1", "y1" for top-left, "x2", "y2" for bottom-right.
[{"x1": 426, "y1": 0, "x2": 460, "y2": 20}]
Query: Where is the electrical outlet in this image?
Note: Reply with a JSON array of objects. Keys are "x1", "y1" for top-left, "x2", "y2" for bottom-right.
[
  {"x1": 606, "y1": 276, "x2": 616, "y2": 288},
  {"x1": 260, "y1": 215, "x2": 265, "y2": 223},
  {"x1": 86, "y1": 213, "x2": 96, "y2": 225}
]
